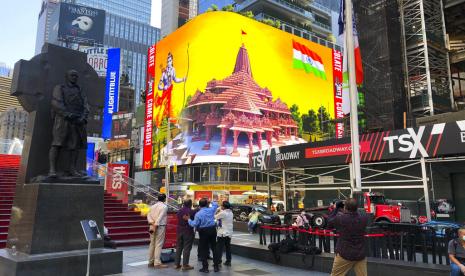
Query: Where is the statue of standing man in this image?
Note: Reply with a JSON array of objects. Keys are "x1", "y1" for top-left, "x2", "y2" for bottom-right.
[{"x1": 48, "y1": 70, "x2": 89, "y2": 177}]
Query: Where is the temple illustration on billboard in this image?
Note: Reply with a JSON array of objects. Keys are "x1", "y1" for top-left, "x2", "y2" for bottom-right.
[{"x1": 166, "y1": 43, "x2": 305, "y2": 164}]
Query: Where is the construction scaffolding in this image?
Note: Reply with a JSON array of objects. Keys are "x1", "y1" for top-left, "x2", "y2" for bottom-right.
[
  {"x1": 355, "y1": 0, "x2": 407, "y2": 131},
  {"x1": 399, "y1": 0, "x2": 454, "y2": 117}
]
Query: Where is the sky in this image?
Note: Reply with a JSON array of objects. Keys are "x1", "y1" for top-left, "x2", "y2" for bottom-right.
[{"x1": 0, "y1": 0, "x2": 162, "y2": 69}]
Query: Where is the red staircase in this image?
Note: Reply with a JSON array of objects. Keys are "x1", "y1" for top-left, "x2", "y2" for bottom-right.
[
  {"x1": 0, "y1": 154, "x2": 21, "y2": 249},
  {"x1": 104, "y1": 192, "x2": 151, "y2": 247}
]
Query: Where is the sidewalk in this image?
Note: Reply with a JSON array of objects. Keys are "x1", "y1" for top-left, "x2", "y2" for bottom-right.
[{"x1": 110, "y1": 237, "x2": 329, "y2": 276}]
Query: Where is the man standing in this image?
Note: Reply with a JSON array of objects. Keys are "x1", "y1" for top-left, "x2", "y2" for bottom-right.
[
  {"x1": 147, "y1": 194, "x2": 168, "y2": 269},
  {"x1": 49, "y1": 69, "x2": 89, "y2": 177},
  {"x1": 174, "y1": 199, "x2": 195, "y2": 271},
  {"x1": 187, "y1": 198, "x2": 219, "y2": 273},
  {"x1": 327, "y1": 198, "x2": 369, "y2": 276},
  {"x1": 214, "y1": 201, "x2": 234, "y2": 267}
]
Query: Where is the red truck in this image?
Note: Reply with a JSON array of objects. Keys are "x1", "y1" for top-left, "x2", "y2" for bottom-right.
[{"x1": 285, "y1": 192, "x2": 421, "y2": 228}]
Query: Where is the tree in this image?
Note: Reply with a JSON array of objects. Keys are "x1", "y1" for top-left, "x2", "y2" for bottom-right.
[
  {"x1": 240, "y1": 10, "x2": 254, "y2": 19},
  {"x1": 289, "y1": 104, "x2": 303, "y2": 135},
  {"x1": 302, "y1": 109, "x2": 318, "y2": 133},
  {"x1": 221, "y1": 4, "x2": 235, "y2": 12},
  {"x1": 317, "y1": 106, "x2": 331, "y2": 134},
  {"x1": 207, "y1": 4, "x2": 218, "y2": 12}
]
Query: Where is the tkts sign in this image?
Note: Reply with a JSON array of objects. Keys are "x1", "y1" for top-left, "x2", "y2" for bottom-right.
[{"x1": 250, "y1": 120, "x2": 465, "y2": 171}]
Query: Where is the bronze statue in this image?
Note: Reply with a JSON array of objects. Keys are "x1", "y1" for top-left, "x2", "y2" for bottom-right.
[{"x1": 48, "y1": 70, "x2": 89, "y2": 177}]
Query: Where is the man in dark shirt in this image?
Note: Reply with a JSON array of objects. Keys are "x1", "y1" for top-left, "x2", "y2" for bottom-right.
[
  {"x1": 327, "y1": 198, "x2": 369, "y2": 276},
  {"x1": 174, "y1": 199, "x2": 195, "y2": 271}
]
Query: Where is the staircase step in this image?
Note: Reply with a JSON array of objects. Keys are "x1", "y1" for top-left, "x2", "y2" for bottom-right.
[
  {"x1": 109, "y1": 231, "x2": 149, "y2": 241},
  {"x1": 113, "y1": 238, "x2": 150, "y2": 247},
  {"x1": 0, "y1": 233, "x2": 6, "y2": 240},
  {"x1": 104, "y1": 199, "x2": 123, "y2": 204},
  {"x1": 104, "y1": 215, "x2": 145, "y2": 222},
  {"x1": 0, "y1": 196, "x2": 14, "y2": 201},
  {"x1": 0, "y1": 214, "x2": 11, "y2": 220},
  {"x1": 104, "y1": 207, "x2": 129, "y2": 212},
  {"x1": 0, "y1": 240, "x2": 5, "y2": 248},
  {"x1": 0, "y1": 226, "x2": 8, "y2": 233},
  {"x1": 104, "y1": 220, "x2": 148, "y2": 228},
  {"x1": 105, "y1": 211, "x2": 141, "y2": 217},
  {"x1": 107, "y1": 225, "x2": 148, "y2": 234},
  {"x1": 0, "y1": 209, "x2": 12, "y2": 215},
  {"x1": 0, "y1": 220, "x2": 10, "y2": 227}
]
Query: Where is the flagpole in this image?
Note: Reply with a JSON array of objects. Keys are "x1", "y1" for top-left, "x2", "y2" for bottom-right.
[{"x1": 345, "y1": 0, "x2": 362, "y2": 192}]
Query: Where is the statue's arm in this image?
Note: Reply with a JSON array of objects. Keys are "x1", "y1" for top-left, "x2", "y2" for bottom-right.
[{"x1": 51, "y1": 86, "x2": 71, "y2": 117}]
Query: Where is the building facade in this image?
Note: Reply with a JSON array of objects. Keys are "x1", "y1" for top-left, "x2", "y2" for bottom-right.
[
  {"x1": 354, "y1": 0, "x2": 407, "y2": 131},
  {"x1": 0, "y1": 108, "x2": 28, "y2": 153},
  {"x1": 35, "y1": 0, "x2": 160, "y2": 105},
  {"x1": 197, "y1": 0, "x2": 338, "y2": 50},
  {"x1": 161, "y1": 0, "x2": 198, "y2": 38},
  {"x1": 0, "y1": 76, "x2": 21, "y2": 113},
  {"x1": 0, "y1": 63, "x2": 12, "y2": 78}
]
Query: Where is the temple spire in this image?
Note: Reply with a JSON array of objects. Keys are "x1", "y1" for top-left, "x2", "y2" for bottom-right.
[{"x1": 233, "y1": 43, "x2": 252, "y2": 76}]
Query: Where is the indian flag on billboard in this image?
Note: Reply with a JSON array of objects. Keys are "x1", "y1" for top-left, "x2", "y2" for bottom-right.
[{"x1": 292, "y1": 40, "x2": 327, "y2": 80}]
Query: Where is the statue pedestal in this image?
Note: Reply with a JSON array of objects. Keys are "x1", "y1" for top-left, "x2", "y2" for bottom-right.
[{"x1": 0, "y1": 183, "x2": 122, "y2": 276}]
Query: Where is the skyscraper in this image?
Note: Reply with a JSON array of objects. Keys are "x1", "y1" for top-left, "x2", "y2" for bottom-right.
[
  {"x1": 197, "y1": 0, "x2": 339, "y2": 50},
  {"x1": 161, "y1": 0, "x2": 198, "y2": 38},
  {"x1": 35, "y1": 0, "x2": 160, "y2": 104}
]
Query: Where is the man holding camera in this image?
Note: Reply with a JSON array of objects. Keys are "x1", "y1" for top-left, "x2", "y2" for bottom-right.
[{"x1": 327, "y1": 198, "x2": 369, "y2": 276}]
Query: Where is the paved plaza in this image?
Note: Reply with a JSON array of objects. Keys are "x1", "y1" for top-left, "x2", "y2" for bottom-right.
[{"x1": 111, "y1": 233, "x2": 329, "y2": 276}]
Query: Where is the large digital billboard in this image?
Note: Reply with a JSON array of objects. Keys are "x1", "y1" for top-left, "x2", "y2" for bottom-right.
[
  {"x1": 58, "y1": 3, "x2": 105, "y2": 46},
  {"x1": 143, "y1": 12, "x2": 343, "y2": 169}
]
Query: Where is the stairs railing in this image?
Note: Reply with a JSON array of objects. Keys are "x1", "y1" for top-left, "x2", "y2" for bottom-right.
[{"x1": 87, "y1": 158, "x2": 180, "y2": 211}]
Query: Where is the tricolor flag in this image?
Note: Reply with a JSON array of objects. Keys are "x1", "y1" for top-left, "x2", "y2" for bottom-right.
[
  {"x1": 338, "y1": 0, "x2": 364, "y2": 115},
  {"x1": 292, "y1": 40, "x2": 327, "y2": 80},
  {"x1": 339, "y1": 0, "x2": 363, "y2": 85}
]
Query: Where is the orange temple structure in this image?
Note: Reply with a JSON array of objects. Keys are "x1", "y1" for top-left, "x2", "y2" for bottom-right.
[{"x1": 184, "y1": 44, "x2": 298, "y2": 156}]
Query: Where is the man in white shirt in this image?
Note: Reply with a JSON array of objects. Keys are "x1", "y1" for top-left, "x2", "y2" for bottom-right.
[
  {"x1": 214, "y1": 201, "x2": 234, "y2": 268},
  {"x1": 147, "y1": 193, "x2": 168, "y2": 269}
]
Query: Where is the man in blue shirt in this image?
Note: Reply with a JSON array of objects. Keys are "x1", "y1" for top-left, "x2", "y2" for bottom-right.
[{"x1": 186, "y1": 198, "x2": 219, "y2": 273}]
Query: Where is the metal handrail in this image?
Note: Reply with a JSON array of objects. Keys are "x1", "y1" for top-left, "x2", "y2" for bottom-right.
[{"x1": 87, "y1": 158, "x2": 180, "y2": 211}]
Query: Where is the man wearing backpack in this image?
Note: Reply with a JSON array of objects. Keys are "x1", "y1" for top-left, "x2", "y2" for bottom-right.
[
  {"x1": 449, "y1": 227, "x2": 465, "y2": 276},
  {"x1": 327, "y1": 198, "x2": 369, "y2": 276}
]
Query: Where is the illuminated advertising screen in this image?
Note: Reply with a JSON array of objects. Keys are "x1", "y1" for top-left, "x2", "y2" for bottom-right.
[
  {"x1": 143, "y1": 12, "x2": 343, "y2": 169},
  {"x1": 58, "y1": 3, "x2": 105, "y2": 46}
]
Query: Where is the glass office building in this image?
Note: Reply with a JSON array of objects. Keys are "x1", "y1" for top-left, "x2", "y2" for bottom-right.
[
  {"x1": 35, "y1": 0, "x2": 160, "y2": 104},
  {"x1": 197, "y1": 0, "x2": 339, "y2": 50},
  {"x1": 65, "y1": 0, "x2": 151, "y2": 24}
]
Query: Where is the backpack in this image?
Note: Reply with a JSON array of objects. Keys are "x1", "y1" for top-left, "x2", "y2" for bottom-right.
[
  {"x1": 267, "y1": 235, "x2": 298, "y2": 263},
  {"x1": 278, "y1": 235, "x2": 298, "y2": 254},
  {"x1": 297, "y1": 244, "x2": 322, "y2": 269}
]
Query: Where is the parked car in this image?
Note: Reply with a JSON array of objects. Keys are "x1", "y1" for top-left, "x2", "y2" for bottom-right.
[{"x1": 231, "y1": 204, "x2": 281, "y2": 224}]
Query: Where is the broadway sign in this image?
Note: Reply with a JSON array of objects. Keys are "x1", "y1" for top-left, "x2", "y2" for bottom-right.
[{"x1": 250, "y1": 120, "x2": 465, "y2": 171}]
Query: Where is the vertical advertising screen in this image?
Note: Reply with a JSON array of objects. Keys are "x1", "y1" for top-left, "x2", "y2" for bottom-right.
[
  {"x1": 102, "y1": 48, "x2": 121, "y2": 139},
  {"x1": 143, "y1": 12, "x2": 342, "y2": 169},
  {"x1": 106, "y1": 163, "x2": 129, "y2": 204}
]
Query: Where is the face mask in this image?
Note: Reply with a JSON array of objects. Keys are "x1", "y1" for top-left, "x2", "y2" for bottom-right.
[{"x1": 462, "y1": 236, "x2": 465, "y2": 242}]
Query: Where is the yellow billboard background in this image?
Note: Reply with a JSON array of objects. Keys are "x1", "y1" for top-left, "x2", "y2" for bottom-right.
[
  {"x1": 149, "y1": 11, "x2": 336, "y2": 167},
  {"x1": 153, "y1": 11, "x2": 335, "y2": 121}
]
